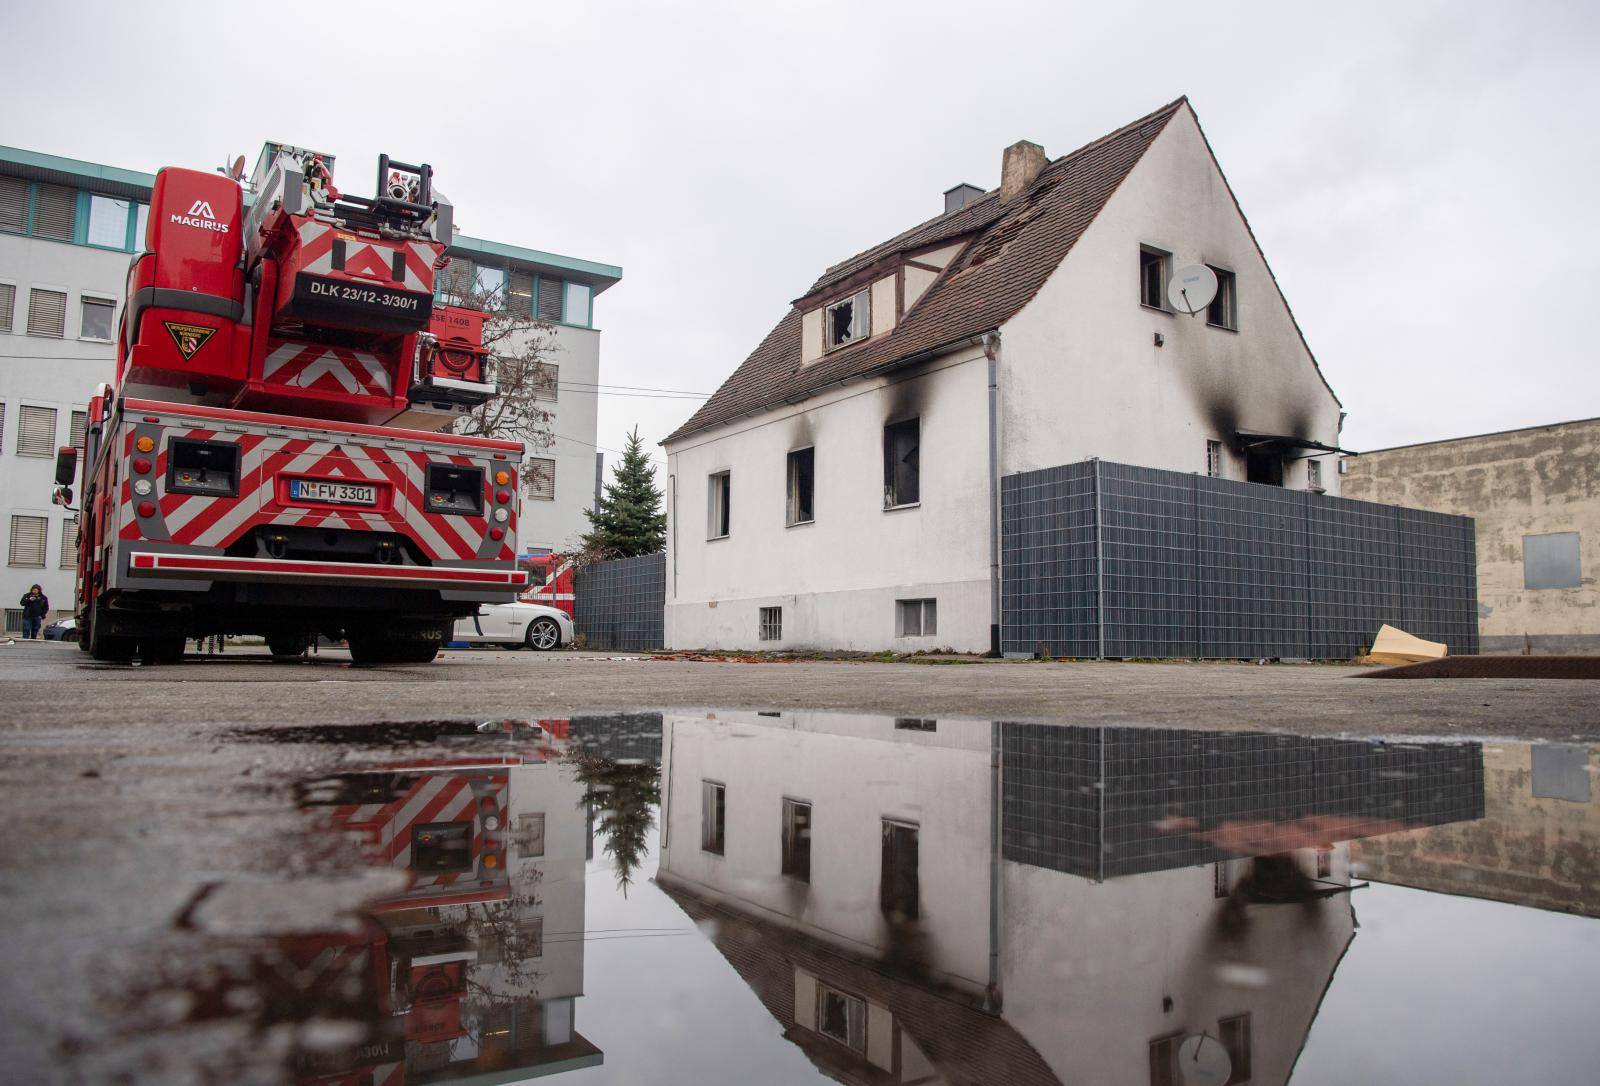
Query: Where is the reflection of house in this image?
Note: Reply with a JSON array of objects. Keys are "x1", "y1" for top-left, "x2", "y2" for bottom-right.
[
  {"x1": 656, "y1": 712, "x2": 1485, "y2": 1086},
  {"x1": 1353, "y1": 742, "x2": 1600, "y2": 916}
]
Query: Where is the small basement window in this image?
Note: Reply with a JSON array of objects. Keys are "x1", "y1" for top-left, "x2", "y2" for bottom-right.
[
  {"x1": 759, "y1": 606, "x2": 782, "y2": 641},
  {"x1": 1207, "y1": 266, "x2": 1237, "y2": 330},
  {"x1": 883, "y1": 417, "x2": 920, "y2": 508},
  {"x1": 708, "y1": 470, "x2": 731, "y2": 538},
  {"x1": 825, "y1": 289, "x2": 870, "y2": 350},
  {"x1": 786, "y1": 447, "x2": 814, "y2": 525},
  {"x1": 896, "y1": 598, "x2": 936, "y2": 637},
  {"x1": 1139, "y1": 246, "x2": 1170, "y2": 309}
]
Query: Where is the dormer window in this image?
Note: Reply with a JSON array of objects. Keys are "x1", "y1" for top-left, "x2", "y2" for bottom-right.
[{"x1": 826, "y1": 289, "x2": 870, "y2": 350}]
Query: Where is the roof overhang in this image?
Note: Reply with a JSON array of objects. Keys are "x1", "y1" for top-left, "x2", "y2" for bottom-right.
[
  {"x1": 0, "y1": 144, "x2": 155, "y2": 200},
  {"x1": 1236, "y1": 430, "x2": 1357, "y2": 457}
]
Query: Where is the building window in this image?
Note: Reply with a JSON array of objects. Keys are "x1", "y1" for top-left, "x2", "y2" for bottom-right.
[
  {"x1": 1207, "y1": 266, "x2": 1237, "y2": 330},
  {"x1": 473, "y1": 265, "x2": 507, "y2": 307},
  {"x1": 86, "y1": 195, "x2": 130, "y2": 249},
  {"x1": 60, "y1": 517, "x2": 78, "y2": 569},
  {"x1": 700, "y1": 780, "x2": 726, "y2": 854},
  {"x1": 439, "y1": 257, "x2": 474, "y2": 305},
  {"x1": 0, "y1": 176, "x2": 26, "y2": 234},
  {"x1": 1206, "y1": 439, "x2": 1224, "y2": 478},
  {"x1": 8, "y1": 515, "x2": 48, "y2": 568},
  {"x1": 69, "y1": 410, "x2": 88, "y2": 450},
  {"x1": 894, "y1": 717, "x2": 936, "y2": 731},
  {"x1": 27, "y1": 289, "x2": 67, "y2": 338},
  {"x1": 564, "y1": 281, "x2": 592, "y2": 327},
  {"x1": 759, "y1": 606, "x2": 782, "y2": 642},
  {"x1": 708, "y1": 470, "x2": 731, "y2": 538},
  {"x1": 1316, "y1": 846, "x2": 1332, "y2": 879},
  {"x1": 537, "y1": 277, "x2": 564, "y2": 323},
  {"x1": 880, "y1": 820, "x2": 919, "y2": 920},
  {"x1": 80, "y1": 297, "x2": 116, "y2": 342},
  {"x1": 524, "y1": 457, "x2": 556, "y2": 501},
  {"x1": 531, "y1": 361, "x2": 558, "y2": 402},
  {"x1": 1307, "y1": 458, "x2": 1323, "y2": 491},
  {"x1": 1149, "y1": 1032, "x2": 1183, "y2": 1086},
  {"x1": 883, "y1": 417, "x2": 920, "y2": 508},
  {"x1": 513, "y1": 812, "x2": 546, "y2": 858},
  {"x1": 30, "y1": 184, "x2": 76, "y2": 241},
  {"x1": 1218, "y1": 1014, "x2": 1252, "y2": 1085},
  {"x1": 786, "y1": 447, "x2": 814, "y2": 526},
  {"x1": 782, "y1": 798, "x2": 811, "y2": 881},
  {"x1": 1214, "y1": 859, "x2": 1231, "y2": 898},
  {"x1": 815, "y1": 984, "x2": 867, "y2": 1053},
  {"x1": 0, "y1": 283, "x2": 14, "y2": 332},
  {"x1": 1140, "y1": 245, "x2": 1170, "y2": 309},
  {"x1": 3, "y1": 609, "x2": 23, "y2": 634},
  {"x1": 1246, "y1": 449, "x2": 1283, "y2": 487},
  {"x1": 507, "y1": 270, "x2": 535, "y2": 319},
  {"x1": 1523, "y1": 532, "x2": 1580, "y2": 590},
  {"x1": 133, "y1": 203, "x2": 149, "y2": 251},
  {"x1": 896, "y1": 598, "x2": 936, "y2": 637},
  {"x1": 16, "y1": 405, "x2": 56, "y2": 457},
  {"x1": 825, "y1": 289, "x2": 870, "y2": 350}
]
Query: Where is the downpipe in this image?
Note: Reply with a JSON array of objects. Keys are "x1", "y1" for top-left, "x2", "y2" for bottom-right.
[{"x1": 985, "y1": 332, "x2": 1001, "y2": 657}]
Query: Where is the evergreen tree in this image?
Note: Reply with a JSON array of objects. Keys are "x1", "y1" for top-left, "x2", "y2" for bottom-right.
[{"x1": 580, "y1": 427, "x2": 665, "y2": 557}]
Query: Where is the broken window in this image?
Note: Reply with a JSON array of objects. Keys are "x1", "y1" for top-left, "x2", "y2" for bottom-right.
[
  {"x1": 701, "y1": 780, "x2": 725, "y2": 854},
  {"x1": 825, "y1": 289, "x2": 870, "y2": 349},
  {"x1": 782, "y1": 798, "x2": 811, "y2": 882},
  {"x1": 786, "y1": 447, "x2": 814, "y2": 525},
  {"x1": 708, "y1": 471, "x2": 731, "y2": 538},
  {"x1": 816, "y1": 984, "x2": 867, "y2": 1053},
  {"x1": 1207, "y1": 266, "x2": 1237, "y2": 330},
  {"x1": 895, "y1": 598, "x2": 936, "y2": 637},
  {"x1": 880, "y1": 820, "x2": 919, "y2": 921},
  {"x1": 894, "y1": 717, "x2": 936, "y2": 731},
  {"x1": 1246, "y1": 450, "x2": 1283, "y2": 487},
  {"x1": 759, "y1": 606, "x2": 782, "y2": 642},
  {"x1": 1139, "y1": 246, "x2": 1170, "y2": 309},
  {"x1": 883, "y1": 417, "x2": 920, "y2": 508},
  {"x1": 1206, "y1": 439, "x2": 1224, "y2": 479}
]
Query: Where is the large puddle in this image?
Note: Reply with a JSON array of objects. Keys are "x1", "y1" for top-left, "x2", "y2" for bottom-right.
[{"x1": 32, "y1": 713, "x2": 1600, "y2": 1083}]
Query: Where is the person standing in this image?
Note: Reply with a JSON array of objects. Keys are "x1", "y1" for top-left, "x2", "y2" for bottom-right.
[{"x1": 19, "y1": 585, "x2": 50, "y2": 640}]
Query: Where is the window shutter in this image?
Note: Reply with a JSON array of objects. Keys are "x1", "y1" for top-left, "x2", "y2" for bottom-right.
[
  {"x1": 0, "y1": 283, "x2": 14, "y2": 332},
  {"x1": 31, "y1": 183, "x2": 76, "y2": 241},
  {"x1": 537, "y1": 277, "x2": 563, "y2": 322},
  {"x1": 532, "y1": 362, "x2": 558, "y2": 402},
  {"x1": 60, "y1": 517, "x2": 79, "y2": 569},
  {"x1": 524, "y1": 457, "x2": 556, "y2": 501},
  {"x1": 17, "y1": 405, "x2": 57, "y2": 457},
  {"x1": 9, "y1": 515, "x2": 48, "y2": 568},
  {"x1": 0, "y1": 176, "x2": 26, "y2": 233},
  {"x1": 70, "y1": 410, "x2": 88, "y2": 449},
  {"x1": 27, "y1": 289, "x2": 67, "y2": 337},
  {"x1": 508, "y1": 270, "x2": 534, "y2": 319}
]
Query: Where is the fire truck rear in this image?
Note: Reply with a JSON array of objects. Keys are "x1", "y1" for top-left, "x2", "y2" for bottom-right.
[{"x1": 58, "y1": 146, "x2": 525, "y2": 663}]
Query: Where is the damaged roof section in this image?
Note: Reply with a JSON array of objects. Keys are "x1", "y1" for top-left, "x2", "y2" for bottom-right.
[{"x1": 666, "y1": 98, "x2": 1188, "y2": 444}]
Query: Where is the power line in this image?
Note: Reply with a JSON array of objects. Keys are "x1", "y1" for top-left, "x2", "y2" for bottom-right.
[{"x1": 558, "y1": 380, "x2": 713, "y2": 396}]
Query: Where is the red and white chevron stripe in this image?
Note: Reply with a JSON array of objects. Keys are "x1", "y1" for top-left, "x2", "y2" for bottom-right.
[
  {"x1": 326, "y1": 771, "x2": 508, "y2": 896},
  {"x1": 264, "y1": 339, "x2": 393, "y2": 397},
  {"x1": 296, "y1": 219, "x2": 440, "y2": 293}
]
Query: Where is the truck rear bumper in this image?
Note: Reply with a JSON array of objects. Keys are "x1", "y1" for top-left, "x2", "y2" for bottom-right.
[{"x1": 128, "y1": 551, "x2": 526, "y2": 591}]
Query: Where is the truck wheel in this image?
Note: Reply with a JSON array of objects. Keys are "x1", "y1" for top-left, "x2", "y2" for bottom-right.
[
  {"x1": 526, "y1": 617, "x2": 561, "y2": 651},
  {"x1": 87, "y1": 600, "x2": 135, "y2": 663},
  {"x1": 139, "y1": 634, "x2": 187, "y2": 665},
  {"x1": 346, "y1": 628, "x2": 441, "y2": 665},
  {"x1": 267, "y1": 633, "x2": 309, "y2": 660}
]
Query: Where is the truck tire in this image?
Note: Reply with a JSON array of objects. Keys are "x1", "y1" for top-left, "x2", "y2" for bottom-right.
[
  {"x1": 87, "y1": 599, "x2": 136, "y2": 663},
  {"x1": 139, "y1": 634, "x2": 187, "y2": 665},
  {"x1": 267, "y1": 633, "x2": 310, "y2": 660},
  {"x1": 346, "y1": 627, "x2": 442, "y2": 665}
]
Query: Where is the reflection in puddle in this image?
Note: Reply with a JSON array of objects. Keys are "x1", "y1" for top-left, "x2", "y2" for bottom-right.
[{"x1": 65, "y1": 714, "x2": 1600, "y2": 1084}]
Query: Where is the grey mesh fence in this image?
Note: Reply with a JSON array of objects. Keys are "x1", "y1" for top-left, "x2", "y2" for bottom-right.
[
  {"x1": 1001, "y1": 459, "x2": 1478, "y2": 659},
  {"x1": 573, "y1": 552, "x2": 665, "y2": 650}
]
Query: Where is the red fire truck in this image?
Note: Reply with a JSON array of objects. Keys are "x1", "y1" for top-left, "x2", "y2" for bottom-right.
[{"x1": 55, "y1": 145, "x2": 526, "y2": 664}]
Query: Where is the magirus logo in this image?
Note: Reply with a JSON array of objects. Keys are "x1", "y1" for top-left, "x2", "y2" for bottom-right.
[{"x1": 170, "y1": 197, "x2": 229, "y2": 233}]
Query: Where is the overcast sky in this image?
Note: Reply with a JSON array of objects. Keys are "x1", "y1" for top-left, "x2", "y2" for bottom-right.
[{"x1": 8, "y1": 1, "x2": 1597, "y2": 471}]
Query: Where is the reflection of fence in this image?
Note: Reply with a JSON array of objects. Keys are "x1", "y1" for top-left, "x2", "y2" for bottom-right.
[
  {"x1": 1001, "y1": 460, "x2": 1479, "y2": 659},
  {"x1": 573, "y1": 553, "x2": 665, "y2": 651}
]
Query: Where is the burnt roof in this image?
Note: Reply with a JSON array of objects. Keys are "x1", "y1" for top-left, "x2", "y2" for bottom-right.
[{"x1": 665, "y1": 98, "x2": 1187, "y2": 444}]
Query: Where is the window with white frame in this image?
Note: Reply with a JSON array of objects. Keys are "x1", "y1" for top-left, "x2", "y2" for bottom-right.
[
  {"x1": 9, "y1": 515, "x2": 47, "y2": 568},
  {"x1": 513, "y1": 812, "x2": 546, "y2": 858},
  {"x1": 27, "y1": 289, "x2": 67, "y2": 338},
  {"x1": 16, "y1": 405, "x2": 56, "y2": 457},
  {"x1": 759, "y1": 606, "x2": 782, "y2": 642},
  {"x1": 563, "y1": 281, "x2": 591, "y2": 326},
  {"x1": 815, "y1": 983, "x2": 866, "y2": 1053},
  {"x1": 524, "y1": 457, "x2": 556, "y2": 501},
  {"x1": 60, "y1": 517, "x2": 78, "y2": 569},
  {"x1": 700, "y1": 780, "x2": 726, "y2": 854},
  {"x1": 1206, "y1": 439, "x2": 1224, "y2": 478},
  {"x1": 1207, "y1": 266, "x2": 1237, "y2": 330},
  {"x1": 825, "y1": 289, "x2": 870, "y2": 349},
  {"x1": 86, "y1": 195, "x2": 130, "y2": 248},
  {"x1": 1140, "y1": 245, "x2": 1170, "y2": 309},
  {"x1": 883, "y1": 417, "x2": 920, "y2": 507},
  {"x1": 896, "y1": 598, "x2": 936, "y2": 637},
  {"x1": 781, "y1": 798, "x2": 811, "y2": 881},
  {"x1": 786, "y1": 447, "x2": 814, "y2": 526},
  {"x1": 80, "y1": 297, "x2": 115, "y2": 342},
  {"x1": 1307, "y1": 458, "x2": 1323, "y2": 491},
  {"x1": 708, "y1": 471, "x2": 731, "y2": 538},
  {"x1": 0, "y1": 283, "x2": 14, "y2": 332}
]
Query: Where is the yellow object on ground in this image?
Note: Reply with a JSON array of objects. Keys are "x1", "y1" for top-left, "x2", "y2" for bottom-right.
[{"x1": 1366, "y1": 624, "x2": 1449, "y2": 665}]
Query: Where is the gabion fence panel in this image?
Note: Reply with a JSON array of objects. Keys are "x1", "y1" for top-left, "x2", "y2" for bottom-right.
[
  {"x1": 573, "y1": 552, "x2": 665, "y2": 651},
  {"x1": 1001, "y1": 460, "x2": 1478, "y2": 659}
]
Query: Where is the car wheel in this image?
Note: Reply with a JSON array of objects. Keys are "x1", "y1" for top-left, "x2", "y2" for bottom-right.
[{"x1": 525, "y1": 617, "x2": 561, "y2": 651}]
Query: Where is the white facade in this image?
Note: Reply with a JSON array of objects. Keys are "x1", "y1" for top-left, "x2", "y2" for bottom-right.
[{"x1": 664, "y1": 104, "x2": 1342, "y2": 652}]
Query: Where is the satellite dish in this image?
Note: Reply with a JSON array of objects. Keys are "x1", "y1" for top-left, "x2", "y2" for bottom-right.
[
  {"x1": 230, "y1": 155, "x2": 247, "y2": 181},
  {"x1": 1168, "y1": 264, "x2": 1218, "y2": 316},
  {"x1": 1175, "y1": 1033, "x2": 1232, "y2": 1086}
]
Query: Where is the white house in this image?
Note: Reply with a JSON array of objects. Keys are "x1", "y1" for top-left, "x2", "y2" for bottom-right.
[{"x1": 662, "y1": 99, "x2": 1344, "y2": 652}]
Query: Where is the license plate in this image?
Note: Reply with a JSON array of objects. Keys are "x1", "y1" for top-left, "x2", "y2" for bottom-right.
[{"x1": 289, "y1": 479, "x2": 377, "y2": 506}]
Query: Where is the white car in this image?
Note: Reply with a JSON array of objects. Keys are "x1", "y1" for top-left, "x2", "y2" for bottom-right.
[{"x1": 454, "y1": 601, "x2": 573, "y2": 650}]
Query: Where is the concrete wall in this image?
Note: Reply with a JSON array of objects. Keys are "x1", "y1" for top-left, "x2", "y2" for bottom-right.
[
  {"x1": 665, "y1": 346, "x2": 993, "y2": 651},
  {"x1": 0, "y1": 231, "x2": 126, "y2": 626},
  {"x1": 1342, "y1": 418, "x2": 1599, "y2": 653}
]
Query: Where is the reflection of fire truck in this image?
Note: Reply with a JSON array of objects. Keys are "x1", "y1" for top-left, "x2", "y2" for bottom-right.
[
  {"x1": 520, "y1": 553, "x2": 575, "y2": 618},
  {"x1": 58, "y1": 144, "x2": 527, "y2": 664}
]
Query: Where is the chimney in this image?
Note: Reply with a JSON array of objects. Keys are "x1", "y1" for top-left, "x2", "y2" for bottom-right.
[
  {"x1": 1000, "y1": 140, "x2": 1047, "y2": 201},
  {"x1": 943, "y1": 183, "x2": 985, "y2": 214}
]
